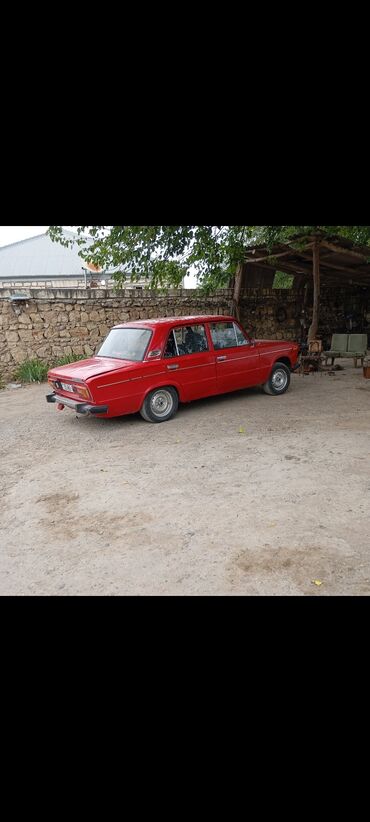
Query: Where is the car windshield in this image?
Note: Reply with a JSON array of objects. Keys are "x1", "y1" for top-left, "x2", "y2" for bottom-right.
[{"x1": 97, "y1": 328, "x2": 152, "y2": 362}]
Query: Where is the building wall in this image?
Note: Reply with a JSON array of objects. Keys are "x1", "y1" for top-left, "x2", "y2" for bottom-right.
[{"x1": 1, "y1": 286, "x2": 369, "y2": 381}]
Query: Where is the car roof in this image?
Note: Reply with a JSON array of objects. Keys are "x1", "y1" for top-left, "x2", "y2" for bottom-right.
[{"x1": 113, "y1": 315, "x2": 235, "y2": 330}]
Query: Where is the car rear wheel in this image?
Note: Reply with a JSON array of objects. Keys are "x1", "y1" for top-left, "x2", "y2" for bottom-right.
[
  {"x1": 263, "y1": 362, "x2": 291, "y2": 396},
  {"x1": 140, "y1": 387, "x2": 179, "y2": 423}
]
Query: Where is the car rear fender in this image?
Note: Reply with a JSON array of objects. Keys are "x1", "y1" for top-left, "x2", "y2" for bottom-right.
[{"x1": 142, "y1": 380, "x2": 183, "y2": 403}]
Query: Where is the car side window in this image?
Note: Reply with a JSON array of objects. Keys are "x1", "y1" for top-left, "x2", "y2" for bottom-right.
[
  {"x1": 210, "y1": 322, "x2": 249, "y2": 350},
  {"x1": 164, "y1": 331, "x2": 178, "y2": 359},
  {"x1": 234, "y1": 324, "x2": 249, "y2": 347},
  {"x1": 163, "y1": 325, "x2": 208, "y2": 358}
]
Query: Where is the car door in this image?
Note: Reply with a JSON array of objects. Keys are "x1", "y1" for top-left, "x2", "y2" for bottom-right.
[
  {"x1": 163, "y1": 323, "x2": 218, "y2": 402},
  {"x1": 209, "y1": 321, "x2": 262, "y2": 393}
]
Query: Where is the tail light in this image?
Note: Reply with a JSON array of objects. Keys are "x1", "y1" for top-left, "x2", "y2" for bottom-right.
[
  {"x1": 76, "y1": 384, "x2": 91, "y2": 400},
  {"x1": 49, "y1": 378, "x2": 91, "y2": 400}
]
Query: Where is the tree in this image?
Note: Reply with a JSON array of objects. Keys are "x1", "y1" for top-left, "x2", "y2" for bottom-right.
[
  {"x1": 48, "y1": 225, "x2": 370, "y2": 291},
  {"x1": 48, "y1": 225, "x2": 251, "y2": 290}
]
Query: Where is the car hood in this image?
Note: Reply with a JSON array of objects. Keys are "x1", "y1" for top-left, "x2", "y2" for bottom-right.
[{"x1": 49, "y1": 357, "x2": 137, "y2": 382}]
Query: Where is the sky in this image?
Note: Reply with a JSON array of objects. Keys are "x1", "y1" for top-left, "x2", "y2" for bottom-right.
[
  {"x1": 0, "y1": 226, "x2": 198, "y2": 287},
  {"x1": 0, "y1": 226, "x2": 50, "y2": 246}
]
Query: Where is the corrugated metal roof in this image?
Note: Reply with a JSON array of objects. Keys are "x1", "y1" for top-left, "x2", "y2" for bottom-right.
[{"x1": 0, "y1": 230, "x2": 94, "y2": 280}]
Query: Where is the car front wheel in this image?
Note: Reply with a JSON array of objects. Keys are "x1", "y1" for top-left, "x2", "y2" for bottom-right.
[
  {"x1": 263, "y1": 362, "x2": 291, "y2": 396},
  {"x1": 140, "y1": 387, "x2": 179, "y2": 423}
]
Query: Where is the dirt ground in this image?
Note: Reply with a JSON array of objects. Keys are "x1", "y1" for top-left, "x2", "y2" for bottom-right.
[{"x1": 1, "y1": 362, "x2": 370, "y2": 596}]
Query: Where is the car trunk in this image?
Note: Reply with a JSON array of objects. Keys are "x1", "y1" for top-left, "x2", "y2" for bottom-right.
[{"x1": 48, "y1": 357, "x2": 137, "y2": 401}]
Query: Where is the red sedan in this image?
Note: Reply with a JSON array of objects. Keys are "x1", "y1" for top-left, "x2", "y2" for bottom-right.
[{"x1": 46, "y1": 315, "x2": 300, "y2": 423}]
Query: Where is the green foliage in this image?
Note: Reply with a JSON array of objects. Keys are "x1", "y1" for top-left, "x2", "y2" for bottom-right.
[
  {"x1": 48, "y1": 226, "x2": 370, "y2": 292},
  {"x1": 256, "y1": 225, "x2": 370, "y2": 248},
  {"x1": 273, "y1": 271, "x2": 294, "y2": 289},
  {"x1": 14, "y1": 353, "x2": 82, "y2": 384},
  {"x1": 15, "y1": 359, "x2": 49, "y2": 383}
]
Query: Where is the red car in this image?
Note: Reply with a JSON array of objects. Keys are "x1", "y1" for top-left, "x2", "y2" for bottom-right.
[{"x1": 46, "y1": 315, "x2": 300, "y2": 423}]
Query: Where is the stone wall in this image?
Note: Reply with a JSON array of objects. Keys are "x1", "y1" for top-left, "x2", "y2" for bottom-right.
[
  {"x1": 1, "y1": 285, "x2": 369, "y2": 381},
  {"x1": 239, "y1": 285, "x2": 370, "y2": 347},
  {"x1": 0, "y1": 288, "x2": 232, "y2": 380}
]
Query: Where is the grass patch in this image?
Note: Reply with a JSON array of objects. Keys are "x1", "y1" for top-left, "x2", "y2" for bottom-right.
[
  {"x1": 13, "y1": 353, "x2": 84, "y2": 384},
  {"x1": 14, "y1": 359, "x2": 49, "y2": 383}
]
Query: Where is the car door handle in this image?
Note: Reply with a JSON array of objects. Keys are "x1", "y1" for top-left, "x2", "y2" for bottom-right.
[
  {"x1": 217, "y1": 356, "x2": 227, "y2": 362},
  {"x1": 167, "y1": 364, "x2": 179, "y2": 370}
]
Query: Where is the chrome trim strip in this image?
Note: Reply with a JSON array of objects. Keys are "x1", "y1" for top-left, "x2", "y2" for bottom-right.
[
  {"x1": 216, "y1": 354, "x2": 258, "y2": 363},
  {"x1": 173, "y1": 331, "x2": 180, "y2": 358},
  {"x1": 260, "y1": 349, "x2": 291, "y2": 356},
  {"x1": 97, "y1": 371, "x2": 167, "y2": 389},
  {"x1": 176, "y1": 362, "x2": 214, "y2": 372},
  {"x1": 98, "y1": 360, "x2": 215, "y2": 388},
  {"x1": 97, "y1": 378, "x2": 133, "y2": 389}
]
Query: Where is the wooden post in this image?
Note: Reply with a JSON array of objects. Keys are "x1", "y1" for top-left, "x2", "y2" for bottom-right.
[
  {"x1": 308, "y1": 239, "x2": 320, "y2": 342},
  {"x1": 232, "y1": 263, "x2": 243, "y2": 321}
]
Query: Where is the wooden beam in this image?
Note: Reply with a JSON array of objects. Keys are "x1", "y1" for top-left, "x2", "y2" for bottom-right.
[
  {"x1": 244, "y1": 249, "x2": 299, "y2": 265},
  {"x1": 232, "y1": 263, "x2": 243, "y2": 321},
  {"x1": 308, "y1": 240, "x2": 320, "y2": 342},
  {"x1": 297, "y1": 249, "x2": 370, "y2": 279},
  {"x1": 320, "y1": 240, "x2": 370, "y2": 262},
  {"x1": 260, "y1": 259, "x2": 315, "y2": 277},
  {"x1": 253, "y1": 254, "x2": 370, "y2": 285},
  {"x1": 275, "y1": 260, "x2": 369, "y2": 288}
]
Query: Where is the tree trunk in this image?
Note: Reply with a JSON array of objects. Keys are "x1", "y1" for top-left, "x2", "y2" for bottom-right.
[
  {"x1": 231, "y1": 263, "x2": 243, "y2": 321},
  {"x1": 308, "y1": 240, "x2": 320, "y2": 342}
]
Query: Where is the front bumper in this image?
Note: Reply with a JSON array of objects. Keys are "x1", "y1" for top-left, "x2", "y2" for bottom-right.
[{"x1": 46, "y1": 393, "x2": 108, "y2": 415}]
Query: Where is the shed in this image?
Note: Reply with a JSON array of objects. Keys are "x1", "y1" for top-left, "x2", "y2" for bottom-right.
[{"x1": 232, "y1": 231, "x2": 370, "y2": 341}]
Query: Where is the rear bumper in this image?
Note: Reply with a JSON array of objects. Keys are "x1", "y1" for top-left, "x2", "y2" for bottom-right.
[{"x1": 46, "y1": 393, "x2": 108, "y2": 415}]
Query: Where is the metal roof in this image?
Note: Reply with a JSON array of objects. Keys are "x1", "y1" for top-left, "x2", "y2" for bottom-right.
[{"x1": 0, "y1": 230, "x2": 94, "y2": 280}]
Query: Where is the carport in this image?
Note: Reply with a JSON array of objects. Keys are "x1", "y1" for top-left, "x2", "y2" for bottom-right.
[{"x1": 232, "y1": 231, "x2": 370, "y2": 342}]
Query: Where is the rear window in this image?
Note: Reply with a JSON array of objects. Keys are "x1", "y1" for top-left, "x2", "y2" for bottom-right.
[{"x1": 97, "y1": 328, "x2": 152, "y2": 362}]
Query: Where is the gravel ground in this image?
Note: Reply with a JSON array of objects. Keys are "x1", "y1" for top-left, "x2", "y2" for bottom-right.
[{"x1": 1, "y1": 363, "x2": 370, "y2": 596}]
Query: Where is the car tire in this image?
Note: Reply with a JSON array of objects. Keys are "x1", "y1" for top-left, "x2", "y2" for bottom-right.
[
  {"x1": 140, "y1": 387, "x2": 179, "y2": 423},
  {"x1": 263, "y1": 362, "x2": 291, "y2": 396}
]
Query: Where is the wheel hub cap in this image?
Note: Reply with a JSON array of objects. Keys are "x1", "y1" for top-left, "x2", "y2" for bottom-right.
[
  {"x1": 272, "y1": 370, "x2": 288, "y2": 390},
  {"x1": 151, "y1": 390, "x2": 173, "y2": 418}
]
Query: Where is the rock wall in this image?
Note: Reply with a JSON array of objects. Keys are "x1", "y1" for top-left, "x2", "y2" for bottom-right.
[
  {"x1": 0, "y1": 289, "x2": 232, "y2": 380},
  {"x1": 1, "y1": 286, "x2": 369, "y2": 381}
]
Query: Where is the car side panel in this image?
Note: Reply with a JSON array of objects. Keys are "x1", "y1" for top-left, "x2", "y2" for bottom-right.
[
  {"x1": 214, "y1": 344, "x2": 263, "y2": 392},
  {"x1": 89, "y1": 361, "x2": 183, "y2": 417},
  {"x1": 160, "y1": 351, "x2": 218, "y2": 402},
  {"x1": 256, "y1": 342, "x2": 297, "y2": 382}
]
